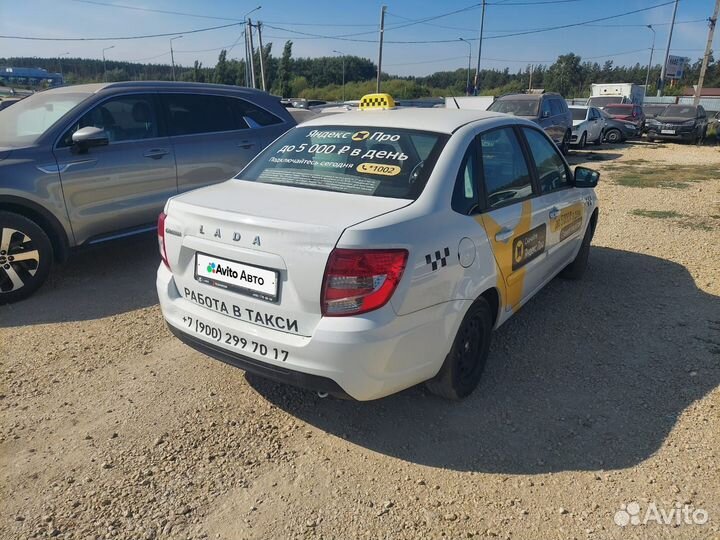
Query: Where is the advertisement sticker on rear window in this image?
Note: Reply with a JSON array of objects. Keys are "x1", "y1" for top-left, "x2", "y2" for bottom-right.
[{"x1": 237, "y1": 126, "x2": 448, "y2": 200}]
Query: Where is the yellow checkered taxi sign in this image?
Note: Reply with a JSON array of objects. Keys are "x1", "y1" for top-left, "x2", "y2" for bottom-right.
[{"x1": 359, "y1": 93, "x2": 396, "y2": 110}]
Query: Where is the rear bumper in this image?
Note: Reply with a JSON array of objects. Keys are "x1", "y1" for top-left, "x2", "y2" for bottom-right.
[
  {"x1": 167, "y1": 323, "x2": 351, "y2": 398},
  {"x1": 157, "y1": 264, "x2": 465, "y2": 400}
]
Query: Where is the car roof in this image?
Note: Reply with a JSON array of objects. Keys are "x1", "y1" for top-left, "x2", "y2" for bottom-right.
[
  {"x1": 298, "y1": 108, "x2": 507, "y2": 134},
  {"x1": 42, "y1": 81, "x2": 271, "y2": 98}
]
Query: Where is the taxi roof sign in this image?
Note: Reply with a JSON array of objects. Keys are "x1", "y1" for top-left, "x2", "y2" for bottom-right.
[{"x1": 359, "y1": 93, "x2": 395, "y2": 111}]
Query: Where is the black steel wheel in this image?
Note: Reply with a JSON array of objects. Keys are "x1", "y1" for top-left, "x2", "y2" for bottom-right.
[{"x1": 426, "y1": 298, "x2": 493, "y2": 400}]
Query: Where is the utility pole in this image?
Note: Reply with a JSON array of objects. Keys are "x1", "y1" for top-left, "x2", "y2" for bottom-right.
[
  {"x1": 658, "y1": 0, "x2": 679, "y2": 96},
  {"x1": 528, "y1": 64, "x2": 533, "y2": 91},
  {"x1": 257, "y1": 22, "x2": 266, "y2": 91},
  {"x1": 644, "y1": 25, "x2": 656, "y2": 92},
  {"x1": 248, "y1": 18, "x2": 257, "y2": 89},
  {"x1": 459, "y1": 38, "x2": 471, "y2": 95},
  {"x1": 694, "y1": 0, "x2": 719, "y2": 106},
  {"x1": 59, "y1": 52, "x2": 69, "y2": 83},
  {"x1": 473, "y1": 0, "x2": 486, "y2": 95},
  {"x1": 170, "y1": 35, "x2": 183, "y2": 82},
  {"x1": 244, "y1": 29, "x2": 250, "y2": 87},
  {"x1": 102, "y1": 45, "x2": 114, "y2": 82},
  {"x1": 376, "y1": 5, "x2": 386, "y2": 93},
  {"x1": 333, "y1": 50, "x2": 346, "y2": 101}
]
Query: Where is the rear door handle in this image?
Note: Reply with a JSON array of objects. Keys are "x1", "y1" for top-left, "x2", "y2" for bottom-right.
[
  {"x1": 238, "y1": 141, "x2": 255, "y2": 149},
  {"x1": 549, "y1": 207, "x2": 560, "y2": 219},
  {"x1": 495, "y1": 228, "x2": 514, "y2": 243},
  {"x1": 143, "y1": 148, "x2": 169, "y2": 159}
]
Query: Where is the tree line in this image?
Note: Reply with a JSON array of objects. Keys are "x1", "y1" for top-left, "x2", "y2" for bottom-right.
[{"x1": 2, "y1": 45, "x2": 716, "y2": 99}]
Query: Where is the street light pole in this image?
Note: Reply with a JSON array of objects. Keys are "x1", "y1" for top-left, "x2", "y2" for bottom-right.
[
  {"x1": 459, "y1": 38, "x2": 471, "y2": 96},
  {"x1": 644, "y1": 25, "x2": 656, "y2": 92},
  {"x1": 102, "y1": 45, "x2": 114, "y2": 82},
  {"x1": 170, "y1": 36, "x2": 184, "y2": 82},
  {"x1": 333, "y1": 50, "x2": 346, "y2": 101},
  {"x1": 376, "y1": 5, "x2": 386, "y2": 93}
]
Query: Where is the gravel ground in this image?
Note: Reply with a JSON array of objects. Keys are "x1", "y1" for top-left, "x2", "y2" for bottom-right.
[{"x1": 1, "y1": 141, "x2": 719, "y2": 540}]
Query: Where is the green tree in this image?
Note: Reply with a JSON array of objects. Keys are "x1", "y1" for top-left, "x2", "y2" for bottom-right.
[
  {"x1": 214, "y1": 50, "x2": 234, "y2": 86},
  {"x1": 545, "y1": 53, "x2": 584, "y2": 97},
  {"x1": 192, "y1": 60, "x2": 205, "y2": 83},
  {"x1": 276, "y1": 41, "x2": 293, "y2": 97}
]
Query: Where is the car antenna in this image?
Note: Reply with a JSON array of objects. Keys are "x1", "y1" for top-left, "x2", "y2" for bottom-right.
[{"x1": 453, "y1": 97, "x2": 460, "y2": 109}]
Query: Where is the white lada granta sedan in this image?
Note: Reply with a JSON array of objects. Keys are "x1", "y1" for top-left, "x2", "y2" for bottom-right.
[{"x1": 157, "y1": 94, "x2": 600, "y2": 401}]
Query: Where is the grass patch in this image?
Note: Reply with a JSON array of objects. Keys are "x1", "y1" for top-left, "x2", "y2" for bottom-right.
[
  {"x1": 630, "y1": 209, "x2": 718, "y2": 231},
  {"x1": 630, "y1": 209, "x2": 682, "y2": 219},
  {"x1": 606, "y1": 163, "x2": 720, "y2": 189}
]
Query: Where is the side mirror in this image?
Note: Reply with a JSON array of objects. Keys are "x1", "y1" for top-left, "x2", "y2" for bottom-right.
[
  {"x1": 542, "y1": 111, "x2": 550, "y2": 119},
  {"x1": 574, "y1": 166, "x2": 600, "y2": 188},
  {"x1": 72, "y1": 126, "x2": 109, "y2": 150}
]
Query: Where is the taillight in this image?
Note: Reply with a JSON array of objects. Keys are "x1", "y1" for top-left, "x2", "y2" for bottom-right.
[
  {"x1": 321, "y1": 248, "x2": 408, "y2": 316},
  {"x1": 158, "y1": 212, "x2": 170, "y2": 269}
]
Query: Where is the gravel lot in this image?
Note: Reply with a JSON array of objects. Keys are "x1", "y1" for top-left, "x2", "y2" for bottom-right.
[{"x1": 1, "y1": 141, "x2": 719, "y2": 540}]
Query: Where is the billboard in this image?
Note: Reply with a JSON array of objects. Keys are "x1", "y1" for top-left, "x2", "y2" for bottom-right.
[{"x1": 665, "y1": 55, "x2": 691, "y2": 80}]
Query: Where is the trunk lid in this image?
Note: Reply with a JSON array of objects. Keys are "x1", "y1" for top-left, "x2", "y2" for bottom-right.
[{"x1": 164, "y1": 180, "x2": 410, "y2": 337}]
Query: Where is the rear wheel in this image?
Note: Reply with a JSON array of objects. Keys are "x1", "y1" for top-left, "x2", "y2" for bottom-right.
[
  {"x1": 560, "y1": 131, "x2": 570, "y2": 155},
  {"x1": 0, "y1": 212, "x2": 53, "y2": 305},
  {"x1": 426, "y1": 298, "x2": 493, "y2": 400},
  {"x1": 605, "y1": 128, "x2": 622, "y2": 144},
  {"x1": 577, "y1": 132, "x2": 587, "y2": 150}
]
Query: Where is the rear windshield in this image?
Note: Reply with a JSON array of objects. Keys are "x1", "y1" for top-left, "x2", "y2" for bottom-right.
[
  {"x1": 570, "y1": 108, "x2": 586, "y2": 121},
  {"x1": 662, "y1": 105, "x2": 696, "y2": 118},
  {"x1": 643, "y1": 104, "x2": 667, "y2": 116},
  {"x1": 588, "y1": 96, "x2": 624, "y2": 107},
  {"x1": 237, "y1": 125, "x2": 448, "y2": 200},
  {"x1": 604, "y1": 105, "x2": 632, "y2": 115},
  {"x1": 488, "y1": 99, "x2": 539, "y2": 117}
]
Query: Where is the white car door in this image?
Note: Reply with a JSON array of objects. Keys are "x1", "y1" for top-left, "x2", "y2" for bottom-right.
[{"x1": 521, "y1": 127, "x2": 588, "y2": 275}]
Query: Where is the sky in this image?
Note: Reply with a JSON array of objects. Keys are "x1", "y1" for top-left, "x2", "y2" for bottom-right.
[{"x1": 0, "y1": 0, "x2": 717, "y2": 77}]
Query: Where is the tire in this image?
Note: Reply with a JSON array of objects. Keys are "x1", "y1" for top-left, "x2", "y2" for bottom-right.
[
  {"x1": 578, "y1": 132, "x2": 587, "y2": 150},
  {"x1": 560, "y1": 131, "x2": 570, "y2": 155},
  {"x1": 605, "y1": 128, "x2": 622, "y2": 144},
  {"x1": 425, "y1": 297, "x2": 493, "y2": 400},
  {"x1": 0, "y1": 211, "x2": 53, "y2": 305},
  {"x1": 559, "y1": 215, "x2": 595, "y2": 281},
  {"x1": 647, "y1": 136, "x2": 655, "y2": 142}
]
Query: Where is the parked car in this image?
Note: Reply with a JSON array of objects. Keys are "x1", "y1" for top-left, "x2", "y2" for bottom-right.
[
  {"x1": 641, "y1": 104, "x2": 669, "y2": 133},
  {"x1": 0, "y1": 98, "x2": 22, "y2": 111},
  {"x1": 569, "y1": 106, "x2": 604, "y2": 148},
  {"x1": 157, "y1": 93, "x2": 600, "y2": 401},
  {"x1": 645, "y1": 104, "x2": 709, "y2": 144},
  {"x1": 487, "y1": 92, "x2": 572, "y2": 154},
  {"x1": 598, "y1": 109, "x2": 638, "y2": 143},
  {"x1": 602, "y1": 103, "x2": 645, "y2": 131},
  {"x1": 0, "y1": 81, "x2": 296, "y2": 304}
]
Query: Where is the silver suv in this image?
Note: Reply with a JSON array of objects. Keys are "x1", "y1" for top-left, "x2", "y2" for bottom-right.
[{"x1": 0, "y1": 82, "x2": 295, "y2": 303}]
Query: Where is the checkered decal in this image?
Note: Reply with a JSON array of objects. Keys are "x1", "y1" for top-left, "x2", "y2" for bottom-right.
[
  {"x1": 359, "y1": 93, "x2": 395, "y2": 110},
  {"x1": 425, "y1": 247, "x2": 450, "y2": 272}
]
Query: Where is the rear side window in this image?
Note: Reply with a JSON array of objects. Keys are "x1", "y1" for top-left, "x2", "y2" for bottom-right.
[
  {"x1": 523, "y1": 128, "x2": 570, "y2": 193},
  {"x1": 452, "y1": 143, "x2": 479, "y2": 215},
  {"x1": 549, "y1": 99, "x2": 565, "y2": 116},
  {"x1": 163, "y1": 94, "x2": 244, "y2": 136},
  {"x1": 541, "y1": 99, "x2": 552, "y2": 118},
  {"x1": 238, "y1": 126, "x2": 448, "y2": 200},
  {"x1": 479, "y1": 127, "x2": 533, "y2": 208},
  {"x1": 59, "y1": 94, "x2": 158, "y2": 147},
  {"x1": 231, "y1": 98, "x2": 283, "y2": 127}
]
